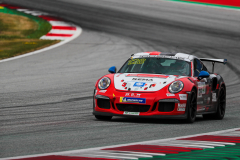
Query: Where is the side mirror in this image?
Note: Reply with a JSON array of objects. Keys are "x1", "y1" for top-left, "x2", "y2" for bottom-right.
[
  {"x1": 198, "y1": 71, "x2": 210, "y2": 80},
  {"x1": 108, "y1": 66, "x2": 116, "y2": 73}
]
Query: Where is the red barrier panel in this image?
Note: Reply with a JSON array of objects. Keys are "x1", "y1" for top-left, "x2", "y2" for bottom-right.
[{"x1": 182, "y1": 0, "x2": 240, "y2": 7}]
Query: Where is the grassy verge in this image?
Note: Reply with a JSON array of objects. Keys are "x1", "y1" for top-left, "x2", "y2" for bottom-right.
[{"x1": 0, "y1": 7, "x2": 59, "y2": 60}]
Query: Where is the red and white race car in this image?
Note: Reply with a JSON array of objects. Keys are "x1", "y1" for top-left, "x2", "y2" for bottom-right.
[{"x1": 93, "y1": 51, "x2": 227, "y2": 123}]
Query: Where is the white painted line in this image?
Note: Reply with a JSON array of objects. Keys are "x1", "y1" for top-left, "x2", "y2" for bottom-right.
[
  {"x1": 4, "y1": 127, "x2": 240, "y2": 160},
  {"x1": 40, "y1": 36, "x2": 70, "y2": 40},
  {"x1": 16, "y1": 9, "x2": 28, "y2": 11},
  {"x1": 174, "y1": 140, "x2": 234, "y2": 146},
  {"x1": 215, "y1": 132, "x2": 240, "y2": 136},
  {"x1": 49, "y1": 21, "x2": 74, "y2": 26},
  {"x1": 150, "y1": 143, "x2": 214, "y2": 148},
  {"x1": 93, "y1": 151, "x2": 153, "y2": 158},
  {"x1": 111, "y1": 151, "x2": 166, "y2": 156},
  {"x1": 17, "y1": 9, "x2": 49, "y2": 16},
  {"x1": 49, "y1": 29, "x2": 76, "y2": 34},
  {"x1": 72, "y1": 153, "x2": 139, "y2": 160},
  {"x1": 168, "y1": 140, "x2": 226, "y2": 146}
]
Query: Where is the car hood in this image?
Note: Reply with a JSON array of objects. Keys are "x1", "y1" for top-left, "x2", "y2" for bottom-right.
[{"x1": 114, "y1": 73, "x2": 182, "y2": 92}]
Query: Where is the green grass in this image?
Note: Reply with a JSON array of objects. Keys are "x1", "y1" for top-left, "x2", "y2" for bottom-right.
[{"x1": 0, "y1": 7, "x2": 59, "y2": 60}]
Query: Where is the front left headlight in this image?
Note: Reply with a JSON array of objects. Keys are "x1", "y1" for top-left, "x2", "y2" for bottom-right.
[
  {"x1": 169, "y1": 81, "x2": 184, "y2": 93},
  {"x1": 98, "y1": 77, "x2": 111, "y2": 90}
]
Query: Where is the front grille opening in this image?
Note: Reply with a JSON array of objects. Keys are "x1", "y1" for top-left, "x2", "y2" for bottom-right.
[
  {"x1": 158, "y1": 102, "x2": 175, "y2": 112},
  {"x1": 116, "y1": 104, "x2": 150, "y2": 112},
  {"x1": 97, "y1": 99, "x2": 111, "y2": 109}
]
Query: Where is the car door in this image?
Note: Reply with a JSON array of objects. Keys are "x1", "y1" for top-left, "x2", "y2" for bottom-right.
[{"x1": 194, "y1": 59, "x2": 211, "y2": 112}]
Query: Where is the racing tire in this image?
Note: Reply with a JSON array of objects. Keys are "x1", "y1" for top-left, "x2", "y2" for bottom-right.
[
  {"x1": 95, "y1": 115, "x2": 112, "y2": 120},
  {"x1": 186, "y1": 89, "x2": 197, "y2": 123},
  {"x1": 203, "y1": 86, "x2": 226, "y2": 120}
]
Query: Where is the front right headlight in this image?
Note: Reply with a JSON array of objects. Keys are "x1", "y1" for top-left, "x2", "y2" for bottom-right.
[
  {"x1": 98, "y1": 77, "x2": 111, "y2": 90},
  {"x1": 169, "y1": 81, "x2": 184, "y2": 93}
]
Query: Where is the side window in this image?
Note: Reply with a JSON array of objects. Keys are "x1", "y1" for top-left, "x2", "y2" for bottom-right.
[
  {"x1": 202, "y1": 64, "x2": 208, "y2": 72},
  {"x1": 194, "y1": 59, "x2": 202, "y2": 77}
]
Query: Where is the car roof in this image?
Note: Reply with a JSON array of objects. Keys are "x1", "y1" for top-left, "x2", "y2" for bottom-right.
[{"x1": 132, "y1": 51, "x2": 197, "y2": 61}]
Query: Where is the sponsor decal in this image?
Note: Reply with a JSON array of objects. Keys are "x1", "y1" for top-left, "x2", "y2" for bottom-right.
[
  {"x1": 178, "y1": 103, "x2": 186, "y2": 108},
  {"x1": 197, "y1": 107, "x2": 206, "y2": 111},
  {"x1": 167, "y1": 93, "x2": 175, "y2": 96},
  {"x1": 126, "y1": 74, "x2": 168, "y2": 78},
  {"x1": 128, "y1": 58, "x2": 146, "y2": 65},
  {"x1": 132, "y1": 78, "x2": 153, "y2": 81},
  {"x1": 113, "y1": 93, "x2": 115, "y2": 97},
  {"x1": 123, "y1": 111, "x2": 140, "y2": 115},
  {"x1": 125, "y1": 93, "x2": 141, "y2": 97},
  {"x1": 177, "y1": 108, "x2": 185, "y2": 111},
  {"x1": 208, "y1": 97, "x2": 211, "y2": 103},
  {"x1": 149, "y1": 84, "x2": 156, "y2": 88},
  {"x1": 99, "y1": 90, "x2": 107, "y2": 93},
  {"x1": 179, "y1": 94, "x2": 187, "y2": 100},
  {"x1": 122, "y1": 82, "x2": 127, "y2": 87},
  {"x1": 119, "y1": 97, "x2": 146, "y2": 104},
  {"x1": 133, "y1": 82, "x2": 146, "y2": 87},
  {"x1": 198, "y1": 82, "x2": 206, "y2": 97},
  {"x1": 197, "y1": 101, "x2": 203, "y2": 105},
  {"x1": 178, "y1": 103, "x2": 186, "y2": 111},
  {"x1": 212, "y1": 93, "x2": 217, "y2": 102},
  {"x1": 206, "y1": 106, "x2": 210, "y2": 111}
]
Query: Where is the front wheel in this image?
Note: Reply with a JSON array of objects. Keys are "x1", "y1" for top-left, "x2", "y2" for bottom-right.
[
  {"x1": 95, "y1": 115, "x2": 112, "y2": 121},
  {"x1": 186, "y1": 89, "x2": 197, "y2": 123}
]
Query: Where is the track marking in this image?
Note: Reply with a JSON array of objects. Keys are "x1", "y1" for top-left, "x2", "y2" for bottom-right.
[
  {"x1": 3, "y1": 127, "x2": 240, "y2": 160},
  {"x1": 165, "y1": 0, "x2": 240, "y2": 11}
]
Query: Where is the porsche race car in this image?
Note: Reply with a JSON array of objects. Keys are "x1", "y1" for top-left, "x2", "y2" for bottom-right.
[{"x1": 93, "y1": 51, "x2": 227, "y2": 123}]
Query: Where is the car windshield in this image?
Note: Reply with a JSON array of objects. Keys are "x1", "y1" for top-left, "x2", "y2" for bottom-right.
[{"x1": 118, "y1": 57, "x2": 191, "y2": 76}]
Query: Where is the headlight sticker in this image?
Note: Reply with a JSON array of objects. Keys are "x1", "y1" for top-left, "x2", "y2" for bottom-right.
[
  {"x1": 167, "y1": 93, "x2": 175, "y2": 96},
  {"x1": 99, "y1": 90, "x2": 107, "y2": 93},
  {"x1": 120, "y1": 97, "x2": 146, "y2": 104}
]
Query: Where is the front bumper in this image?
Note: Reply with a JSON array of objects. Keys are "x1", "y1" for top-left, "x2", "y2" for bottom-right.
[
  {"x1": 93, "y1": 89, "x2": 189, "y2": 119},
  {"x1": 93, "y1": 110, "x2": 188, "y2": 119}
]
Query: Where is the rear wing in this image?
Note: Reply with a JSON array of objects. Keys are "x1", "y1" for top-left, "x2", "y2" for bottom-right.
[
  {"x1": 199, "y1": 58, "x2": 227, "y2": 64},
  {"x1": 199, "y1": 58, "x2": 227, "y2": 73}
]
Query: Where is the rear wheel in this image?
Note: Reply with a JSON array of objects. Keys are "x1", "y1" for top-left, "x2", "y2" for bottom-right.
[
  {"x1": 186, "y1": 89, "x2": 197, "y2": 123},
  {"x1": 203, "y1": 86, "x2": 226, "y2": 120},
  {"x1": 95, "y1": 115, "x2": 112, "y2": 120}
]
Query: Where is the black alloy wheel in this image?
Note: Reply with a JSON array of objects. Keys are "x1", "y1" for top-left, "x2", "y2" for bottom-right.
[
  {"x1": 203, "y1": 86, "x2": 226, "y2": 120},
  {"x1": 95, "y1": 115, "x2": 112, "y2": 120},
  {"x1": 215, "y1": 86, "x2": 226, "y2": 119},
  {"x1": 186, "y1": 89, "x2": 197, "y2": 123}
]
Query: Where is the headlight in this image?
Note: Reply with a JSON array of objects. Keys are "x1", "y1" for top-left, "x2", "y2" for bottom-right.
[
  {"x1": 98, "y1": 77, "x2": 111, "y2": 90},
  {"x1": 169, "y1": 81, "x2": 184, "y2": 93}
]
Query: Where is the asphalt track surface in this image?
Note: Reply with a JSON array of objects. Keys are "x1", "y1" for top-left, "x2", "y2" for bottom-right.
[{"x1": 1, "y1": 0, "x2": 240, "y2": 158}]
